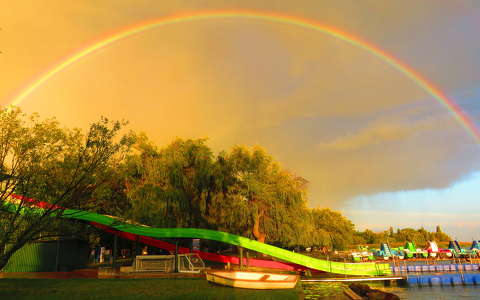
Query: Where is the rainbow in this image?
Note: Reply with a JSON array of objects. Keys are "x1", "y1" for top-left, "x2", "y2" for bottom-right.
[{"x1": 9, "y1": 10, "x2": 480, "y2": 143}]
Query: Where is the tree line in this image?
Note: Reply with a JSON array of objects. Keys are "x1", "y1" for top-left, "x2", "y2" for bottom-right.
[
  {"x1": 0, "y1": 109, "x2": 450, "y2": 269},
  {"x1": 355, "y1": 225, "x2": 451, "y2": 246}
]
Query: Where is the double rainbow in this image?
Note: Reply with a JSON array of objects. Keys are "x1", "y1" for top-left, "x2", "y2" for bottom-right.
[{"x1": 9, "y1": 10, "x2": 480, "y2": 143}]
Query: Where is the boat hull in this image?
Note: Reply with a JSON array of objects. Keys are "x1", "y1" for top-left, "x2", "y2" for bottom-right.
[{"x1": 206, "y1": 271, "x2": 298, "y2": 290}]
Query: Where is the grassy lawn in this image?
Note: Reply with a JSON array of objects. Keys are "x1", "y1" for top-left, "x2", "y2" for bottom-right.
[{"x1": 0, "y1": 278, "x2": 302, "y2": 300}]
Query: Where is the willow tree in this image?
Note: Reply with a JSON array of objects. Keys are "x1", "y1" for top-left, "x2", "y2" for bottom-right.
[
  {"x1": 216, "y1": 146, "x2": 309, "y2": 245},
  {"x1": 125, "y1": 137, "x2": 219, "y2": 228},
  {"x1": 124, "y1": 140, "x2": 311, "y2": 247},
  {"x1": 310, "y1": 208, "x2": 356, "y2": 250},
  {"x1": 0, "y1": 107, "x2": 133, "y2": 270}
]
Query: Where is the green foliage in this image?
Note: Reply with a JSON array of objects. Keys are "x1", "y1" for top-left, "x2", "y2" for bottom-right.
[
  {"x1": 122, "y1": 137, "x2": 453, "y2": 251},
  {"x1": 309, "y1": 208, "x2": 355, "y2": 250},
  {"x1": 0, "y1": 107, "x2": 134, "y2": 269},
  {"x1": 220, "y1": 146, "x2": 309, "y2": 246},
  {"x1": 0, "y1": 108, "x2": 454, "y2": 258},
  {"x1": 124, "y1": 137, "x2": 217, "y2": 228},
  {"x1": 124, "y1": 140, "x2": 312, "y2": 247},
  {"x1": 354, "y1": 225, "x2": 452, "y2": 246}
]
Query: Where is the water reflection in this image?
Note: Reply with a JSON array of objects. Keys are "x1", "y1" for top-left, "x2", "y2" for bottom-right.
[
  {"x1": 302, "y1": 282, "x2": 347, "y2": 299},
  {"x1": 379, "y1": 285, "x2": 480, "y2": 300},
  {"x1": 302, "y1": 281, "x2": 480, "y2": 300}
]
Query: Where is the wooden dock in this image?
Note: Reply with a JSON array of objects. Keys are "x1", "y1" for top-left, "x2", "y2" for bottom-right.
[{"x1": 301, "y1": 276, "x2": 405, "y2": 283}]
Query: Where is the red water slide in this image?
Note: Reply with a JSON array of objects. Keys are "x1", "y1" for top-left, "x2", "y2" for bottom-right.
[
  {"x1": 92, "y1": 222, "x2": 312, "y2": 272},
  {"x1": 9, "y1": 194, "x2": 313, "y2": 272}
]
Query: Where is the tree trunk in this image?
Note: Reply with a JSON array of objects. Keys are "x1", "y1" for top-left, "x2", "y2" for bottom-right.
[
  {"x1": 252, "y1": 210, "x2": 266, "y2": 243},
  {"x1": 0, "y1": 256, "x2": 9, "y2": 271}
]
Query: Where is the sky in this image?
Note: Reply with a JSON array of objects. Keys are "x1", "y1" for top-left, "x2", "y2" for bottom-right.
[{"x1": 1, "y1": 0, "x2": 479, "y2": 240}]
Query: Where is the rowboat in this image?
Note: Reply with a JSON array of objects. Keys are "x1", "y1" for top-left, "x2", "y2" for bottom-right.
[{"x1": 206, "y1": 270, "x2": 299, "y2": 289}]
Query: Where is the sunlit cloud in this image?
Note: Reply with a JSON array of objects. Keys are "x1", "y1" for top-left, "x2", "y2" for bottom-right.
[
  {"x1": 318, "y1": 120, "x2": 433, "y2": 151},
  {"x1": 1, "y1": 1, "x2": 479, "y2": 239}
]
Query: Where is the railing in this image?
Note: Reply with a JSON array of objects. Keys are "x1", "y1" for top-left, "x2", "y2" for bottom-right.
[
  {"x1": 390, "y1": 257, "x2": 480, "y2": 273},
  {"x1": 134, "y1": 253, "x2": 205, "y2": 273},
  {"x1": 134, "y1": 255, "x2": 175, "y2": 272}
]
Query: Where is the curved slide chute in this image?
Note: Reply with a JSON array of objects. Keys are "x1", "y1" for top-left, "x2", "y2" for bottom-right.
[
  {"x1": 69, "y1": 210, "x2": 391, "y2": 276},
  {"x1": 5, "y1": 195, "x2": 391, "y2": 276},
  {"x1": 92, "y1": 222, "x2": 312, "y2": 272}
]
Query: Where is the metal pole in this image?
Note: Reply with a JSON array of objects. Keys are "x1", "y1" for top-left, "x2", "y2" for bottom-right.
[
  {"x1": 328, "y1": 256, "x2": 332, "y2": 273},
  {"x1": 174, "y1": 240, "x2": 179, "y2": 273},
  {"x1": 113, "y1": 234, "x2": 118, "y2": 269},
  {"x1": 459, "y1": 256, "x2": 465, "y2": 283},
  {"x1": 133, "y1": 236, "x2": 138, "y2": 257},
  {"x1": 404, "y1": 261, "x2": 408, "y2": 280}
]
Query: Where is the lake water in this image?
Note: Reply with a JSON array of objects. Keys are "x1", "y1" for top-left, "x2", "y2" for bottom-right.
[
  {"x1": 379, "y1": 285, "x2": 480, "y2": 300},
  {"x1": 3, "y1": 271, "x2": 480, "y2": 299},
  {"x1": 303, "y1": 282, "x2": 480, "y2": 299}
]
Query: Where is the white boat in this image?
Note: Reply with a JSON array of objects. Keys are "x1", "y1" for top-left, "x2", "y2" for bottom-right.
[{"x1": 206, "y1": 270, "x2": 299, "y2": 289}]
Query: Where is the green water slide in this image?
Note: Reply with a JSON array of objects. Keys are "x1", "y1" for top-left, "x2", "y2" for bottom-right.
[
  {"x1": 3, "y1": 202, "x2": 391, "y2": 276},
  {"x1": 64, "y1": 209, "x2": 390, "y2": 276}
]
